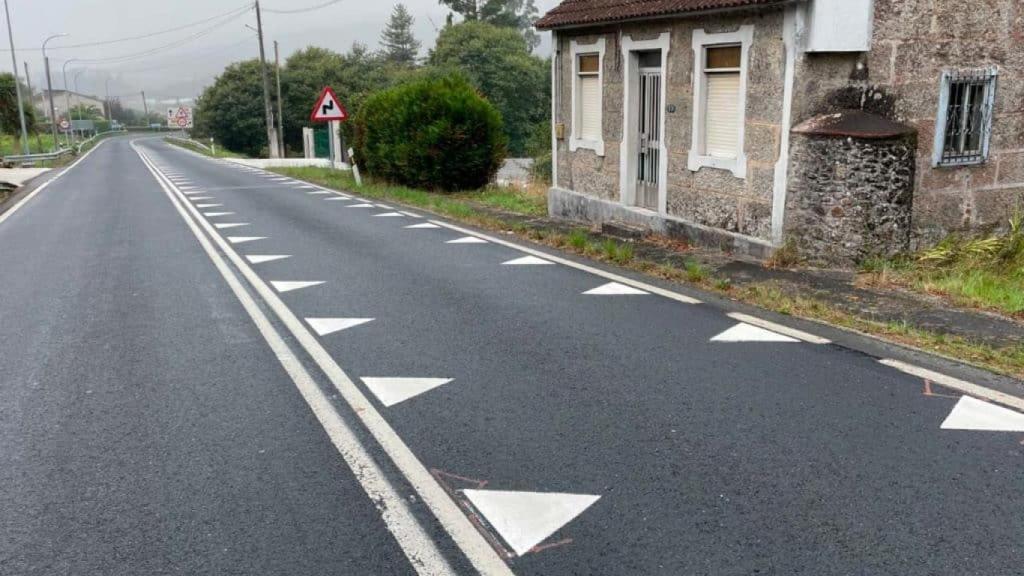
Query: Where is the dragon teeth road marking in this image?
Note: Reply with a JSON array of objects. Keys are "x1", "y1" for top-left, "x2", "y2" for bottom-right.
[
  {"x1": 360, "y1": 377, "x2": 453, "y2": 407},
  {"x1": 582, "y1": 282, "x2": 648, "y2": 295},
  {"x1": 374, "y1": 212, "x2": 404, "y2": 217},
  {"x1": 446, "y1": 236, "x2": 488, "y2": 244},
  {"x1": 710, "y1": 323, "x2": 799, "y2": 343},
  {"x1": 405, "y1": 223, "x2": 441, "y2": 229},
  {"x1": 195, "y1": 203, "x2": 222, "y2": 208},
  {"x1": 214, "y1": 223, "x2": 249, "y2": 229},
  {"x1": 503, "y1": 256, "x2": 553, "y2": 266},
  {"x1": 245, "y1": 255, "x2": 291, "y2": 264},
  {"x1": 204, "y1": 212, "x2": 234, "y2": 217},
  {"x1": 940, "y1": 396, "x2": 1024, "y2": 431},
  {"x1": 462, "y1": 490, "x2": 601, "y2": 557},
  {"x1": 269, "y1": 280, "x2": 324, "y2": 293},
  {"x1": 306, "y1": 317, "x2": 375, "y2": 336},
  {"x1": 227, "y1": 236, "x2": 265, "y2": 244}
]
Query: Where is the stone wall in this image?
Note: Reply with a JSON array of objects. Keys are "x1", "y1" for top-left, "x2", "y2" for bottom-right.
[
  {"x1": 786, "y1": 130, "x2": 916, "y2": 264},
  {"x1": 553, "y1": 9, "x2": 787, "y2": 243},
  {"x1": 791, "y1": 0, "x2": 1024, "y2": 245}
]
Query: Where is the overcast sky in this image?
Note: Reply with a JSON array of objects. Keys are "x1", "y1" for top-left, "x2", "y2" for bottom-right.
[{"x1": 5, "y1": 0, "x2": 558, "y2": 110}]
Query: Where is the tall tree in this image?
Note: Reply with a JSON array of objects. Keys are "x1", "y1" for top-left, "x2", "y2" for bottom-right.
[
  {"x1": 438, "y1": 0, "x2": 539, "y2": 50},
  {"x1": 0, "y1": 73, "x2": 36, "y2": 135},
  {"x1": 429, "y1": 20, "x2": 548, "y2": 155},
  {"x1": 380, "y1": 4, "x2": 421, "y2": 65}
]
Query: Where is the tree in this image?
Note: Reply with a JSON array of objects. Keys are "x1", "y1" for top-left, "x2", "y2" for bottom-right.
[
  {"x1": 438, "y1": 0, "x2": 539, "y2": 50},
  {"x1": 68, "y1": 103, "x2": 103, "y2": 120},
  {"x1": 380, "y1": 4, "x2": 421, "y2": 65},
  {"x1": 192, "y1": 59, "x2": 268, "y2": 156},
  {"x1": 0, "y1": 72, "x2": 36, "y2": 135},
  {"x1": 429, "y1": 20, "x2": 548, "y2": 155}
]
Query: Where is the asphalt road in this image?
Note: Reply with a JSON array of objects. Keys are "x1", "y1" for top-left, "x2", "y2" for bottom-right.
[{"x1": 1, "y1": 136, "x2": 1022, "y2": 575}]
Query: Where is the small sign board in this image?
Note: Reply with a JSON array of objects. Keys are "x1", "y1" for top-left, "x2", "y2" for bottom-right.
[
  {"x1": 167, "y1": 106, "x2": 193, "y2": 129},
  {"x1": 310, "y1": 87, "x2": 347, "y2": 122}
]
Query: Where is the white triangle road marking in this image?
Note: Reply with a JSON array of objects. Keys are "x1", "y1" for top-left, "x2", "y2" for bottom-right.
[
  {"x1": 710, "y1": 323, "x2": 799, "y2": 343},
  {"x1": 306, "y1": 317, "x2": 375, "y2": 336},
  {"x1": 446, "y1": 236, "x2": 488, "y2": 244},
  {"x1": 204, "y1": 212, "x2": 234, "y2": 217},
  {"x1": 462, "y1": 489, "x2": 600, "y2": 556},
  {"x1": 941, "y1": 396, "x2": 1024, "y2": 432},
  {"x1": 307, "y1": 190, "x2": 332, "y2": 195},
  {"x1": 347, "y1": 203, "x2": 375, "y2": 208},
  {"x1": 400, "y1": 211, "x2": 423, "y2": 218},
  {"x1": 214, "y1": 222, "x2": 249, "y2": 229},
  {"x1": 196, "y1": 203, "x2": 223, "y2": 208},
  {"x1": 324, "y1": 197, "x2": 350, "y2": 201},
  {"x1": 360, "y1": 377, "x2": 452, "y2": 407},
  {"x1": 270, "y1": 280, "x2": 324, "y2": 293},
  {"x1": 374, "y1": 212, "x2": 404, "y2": 217},
  {"x1": 227, "y1": 236, "x2": 265, "y2": 244},
  {"x1": 405, "y1": 223, "x2": 441, "y2": 229},
  {"x1": 582, "y1": 282, "x2": 648, "y2": 295},
  {"x1": 375, "y1": 204, "x2": 394, "y2": 209},
  {"x1": 189, "y1": 196, "x2": 214, "y2": 201},
  {"x1": 246, "y1": 254, "x2": 290, "y2": 264},
  {"x1": 503, "y1": 255, "x2": 554, "y2": 266}
]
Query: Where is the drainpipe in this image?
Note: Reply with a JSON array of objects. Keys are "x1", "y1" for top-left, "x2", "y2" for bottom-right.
[
  {"x1": 770, "y1": 4, "x2": 803, "y2": 245},
  {"x1": 550, "y1": 30, "x2": 559, "y2": 190}
]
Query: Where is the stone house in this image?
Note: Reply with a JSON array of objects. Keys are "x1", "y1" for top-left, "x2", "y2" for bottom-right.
[{"x1": 536, "y1": 0, "x2": 1023, "y2": 263}]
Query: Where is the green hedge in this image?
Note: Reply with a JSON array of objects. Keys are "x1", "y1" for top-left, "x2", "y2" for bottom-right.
[{"x1": 354, "y1": 74, "x2": 506, "y2": 191}]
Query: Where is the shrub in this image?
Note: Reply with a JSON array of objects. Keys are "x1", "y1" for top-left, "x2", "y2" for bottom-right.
[{"x1": 354, "y1": 74, "x2": 506, "y2": 191}]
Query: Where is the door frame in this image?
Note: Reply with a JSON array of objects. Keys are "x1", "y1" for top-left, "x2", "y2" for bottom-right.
[{"x1": 619, "y1": 32, "x2": 671, "y2": 214}]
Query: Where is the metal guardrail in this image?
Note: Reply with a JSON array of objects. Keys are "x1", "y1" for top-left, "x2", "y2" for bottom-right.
[
  {"x1": 76, "y1": 129, "x2": 128, "y2": 154},
  {"x1": 1, "y1": 129, "x2": 128, "y2": 165},
  {"x1": 165, "y1": 135, "x2": 212, "y2": 153}
]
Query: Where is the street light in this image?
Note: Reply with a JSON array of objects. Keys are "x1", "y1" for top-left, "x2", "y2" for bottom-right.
[
  {"x1": 61, "y1": 58, "x2": 78, "y2": 146},
  {"x1": 42, "y1": 33, "x2": 68, "y2": 150},
  {"x1": 3, "y1": 0, "x2": 30, "y2": 155}
]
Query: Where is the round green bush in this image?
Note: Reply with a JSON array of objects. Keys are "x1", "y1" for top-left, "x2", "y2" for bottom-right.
[{"x1": 354, "y1": 74, "x2": 507, "y2": 191}]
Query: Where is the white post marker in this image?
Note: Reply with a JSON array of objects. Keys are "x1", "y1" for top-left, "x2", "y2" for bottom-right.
[{"x1": 348, "y1": 147, "x2": 362, "y2": 186}]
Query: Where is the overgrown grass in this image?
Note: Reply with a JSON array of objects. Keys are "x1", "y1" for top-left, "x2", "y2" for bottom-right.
[
  {"x1": 0, "y1": 132, "x2": 64, "y2": 155},
  {"x1": 860, "y1": 215, "x2": 1024, "y2": 317}
]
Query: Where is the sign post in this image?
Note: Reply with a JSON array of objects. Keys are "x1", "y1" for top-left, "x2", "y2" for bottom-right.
[{"x1": 309, "y1": 87, "x2": 348, "y2": 169}]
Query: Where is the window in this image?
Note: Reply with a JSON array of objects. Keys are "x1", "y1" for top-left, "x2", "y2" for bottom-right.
[
  {"x1": 688, "y1": 26, "x2": 753, "y2": 179},
  {"x1": 933, "y1": 68, "x2": 998, "y2": 167},
  {"x1": 570, "y1": 38, "x2": 605, "y2": 155}
]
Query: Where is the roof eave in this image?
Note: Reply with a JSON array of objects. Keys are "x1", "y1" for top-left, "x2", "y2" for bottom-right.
[{"x1": 536, "y1": 0, "x2": 802, "y2": 31}]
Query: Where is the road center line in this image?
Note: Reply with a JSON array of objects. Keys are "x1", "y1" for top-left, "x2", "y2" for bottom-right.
[{"x1": 131, "y1": 140, "x2": 515, "y2": 576}]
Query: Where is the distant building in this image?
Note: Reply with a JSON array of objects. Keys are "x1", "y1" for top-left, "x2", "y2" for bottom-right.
[
  {"x1": 537, "y1": 0, "x2": 1023, "y2": 263},
  {"x1": 32, "y1": 90, "x2": 106, "y2": 122}
]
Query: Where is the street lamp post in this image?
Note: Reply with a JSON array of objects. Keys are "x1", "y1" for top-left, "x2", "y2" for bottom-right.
[
  {"x1": 3, "y1": 0, "x2": 30, "y2": 155},
  {"x1": 61, "y1": 59, "x2": 77, "y2": 146},
  {"x1": 42, "y1": 33, "x2": 67, "y2": 151},
  {"x1": 73, "y1": 69, "x2": 85, "y2": 139}
]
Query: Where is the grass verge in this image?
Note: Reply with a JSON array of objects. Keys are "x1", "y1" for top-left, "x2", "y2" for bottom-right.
[
  {"x1": 164, "y1": 137, "x2": 246, "y2": 159},
  {"x1": 270, "y1": 166, "x2": 1024, "y2": 380}
]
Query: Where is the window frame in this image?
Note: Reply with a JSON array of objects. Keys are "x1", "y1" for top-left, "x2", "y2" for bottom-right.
[
  {"x1": 932, "y1": 67, "x2": 998, "y2": 168},
  {"x1": 687, "y1": 26, "x2": 753, "y2": 179},
  {"x1": 570, "y1": 37, "x2": 606, "y2": 156}
]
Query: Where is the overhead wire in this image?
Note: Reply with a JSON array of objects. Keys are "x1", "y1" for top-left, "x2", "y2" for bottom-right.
[{"x1": 262, "y1": 0, "x2": 344, "y2": 15}]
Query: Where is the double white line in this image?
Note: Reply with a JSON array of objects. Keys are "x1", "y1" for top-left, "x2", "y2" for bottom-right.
[{"x1": 131, "y1": 139, "x2": 515, "y2": 576}]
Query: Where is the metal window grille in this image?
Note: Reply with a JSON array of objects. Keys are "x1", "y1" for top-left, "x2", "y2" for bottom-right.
[{"x1": 933, "y1": 67, "x2": 998, "y2": 167}]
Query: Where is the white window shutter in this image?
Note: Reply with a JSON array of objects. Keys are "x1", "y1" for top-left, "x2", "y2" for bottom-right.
[
  {"x1": 578, "y1": 75, "x2": 601, "y2": 141},
  {"x1": 704, "y1": 73, "x2": 741, "y2": 158}
]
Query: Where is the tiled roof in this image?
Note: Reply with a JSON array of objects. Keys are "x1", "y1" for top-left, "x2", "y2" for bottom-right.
[{"x1": 535, "y1": 0, "x2": 790, "y2": 29}]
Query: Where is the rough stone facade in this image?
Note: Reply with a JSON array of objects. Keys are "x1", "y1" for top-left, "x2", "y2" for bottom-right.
[
  {"x1": 786, "y1": 132, "x2": 917, "y2": 263},
  {"x1": 547, "y1": 0, "x2": 1024, "y2": 262}
]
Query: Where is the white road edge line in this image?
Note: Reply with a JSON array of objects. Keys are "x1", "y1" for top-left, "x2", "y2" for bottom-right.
[
  {"x1": 726, "y1": 312, "x2": 831, "y2": 345},
  {"x1": 427, "y1": 219, "x2": 702, "y2": 305},
  {"x1": 0, "y1": 139, "x2": 110, "y2": 226},
  {"x1": 131, "y1": 139, "x2": 513, "y2": 576},
  {"x1": 878, "y1": 358, "x2": 1024, "y2": 413}
]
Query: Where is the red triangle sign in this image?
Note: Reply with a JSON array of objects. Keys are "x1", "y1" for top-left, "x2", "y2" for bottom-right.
[{"x1": 310, "y1": 86, "x2": 348, "y2": 122}]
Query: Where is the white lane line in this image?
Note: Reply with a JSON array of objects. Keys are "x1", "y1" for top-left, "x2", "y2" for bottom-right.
[
  {"x1": 446, "y1": 236, "x2": 488, "y2": 244},
  {"x1": 246, "y1": 254, "x2": 291, "y2": 264},
  {"x1": 940, "y1": 395, "x2": 1024, "y2": 432},
  {"x1": 374, "y1": 212, "x2": 405, "y2": 218},
  {"x1": 879, "y1": 359, "x2": 1024, "y2": 413},
  {"x1": 204, "y1": 211, "x2": 235, "y2": 217},
  {"x1": 306, "y1": 317, "x2": 375, "y2": 336},
  {"x1": 405, "y1": 223, "x2": 441, "y2": 229},
  {"x1": 360, "y1": 377, "x2": 453, "y2": 407},
  {"x1": 583, "y1": 282, "x2": 648, "y2": 295},
  {"x1": 131, "y1": 142, "x2": 462, "y2": 576},
  {"x1": 710, "y1": 323, "x2": 799, "y2": 343},
  {"x1": 427, "y1": 219, "x2": 703, "y2": 305},
  {"x1": 214, "y1": 222, "x2": 249, "y2": 229},
  {"x1": 503, "y1": 256, "x2": 553, "y2": 266},
  {"x1": 269, "y1": 280, "x2": 324, "y2": 293},
  {"x1": 0, "y1": 139, "x2": 110, "y2": 227},
  {"x1": 462, "y1": 490, "x2": 601, "y2": 557},
  {"x1": 727, "y1": 313, "x2": 830, "y2": 345},
  {"x1": 227, "y1": 236, "x2": 265, "y2": 244}
]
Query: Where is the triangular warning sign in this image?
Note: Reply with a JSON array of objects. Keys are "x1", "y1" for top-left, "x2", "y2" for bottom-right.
[
  {"x1": 462, "y1": 489, "x2": 600, "y2": 556},
  {"x1": 310, "y1": 86, "x2": 348, "y2": 122}
]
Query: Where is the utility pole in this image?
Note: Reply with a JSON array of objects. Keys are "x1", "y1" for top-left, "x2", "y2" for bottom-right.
[
  {"x1": 141, "y1": 88, "x2": 149, "y2": 126},
  {"x1": 61, "y1": 59, "x2": 75, "y2": 146},
  {"x1": 24, "y1": 61, "x2": 41, "y2": 152},
  {"x1": 104, "y1": 78, "x2": 111, "y2": 123},
  {"x1": 3, "y1": 0, "x2": 30, "y2": 155},
  {"x1": 253, "y1": 1, "x2": 279, "y2": 158},
  {"x1": 274, "y1": 40, "x2": 284, "y2": 156},
  {"x1": 42, "y1": 33, "x2": 65, "y2": 151}
]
